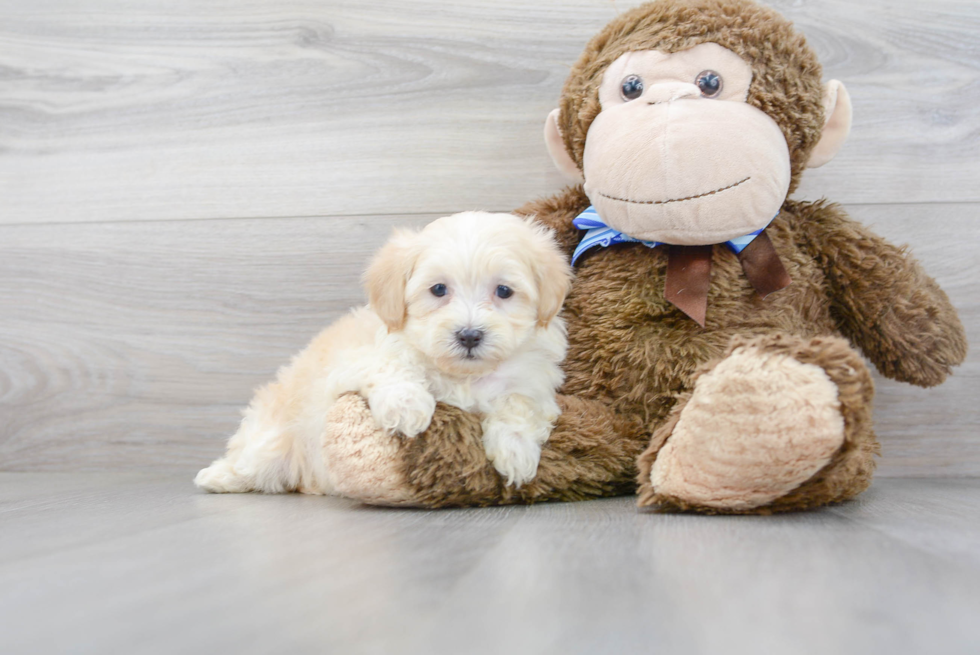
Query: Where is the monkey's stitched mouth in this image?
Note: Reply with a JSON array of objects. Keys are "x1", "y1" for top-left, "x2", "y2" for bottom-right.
[{"x1": 597, "y1": 176, "x2": 750, "y2": 205}]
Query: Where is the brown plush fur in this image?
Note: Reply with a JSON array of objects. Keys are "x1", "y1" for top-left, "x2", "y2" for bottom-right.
[
  {"x1": 400, "y1": 396, "x2": 647, "y2": 508},
  {"x1": 390, "y1": 184, "x2": 964, "y2": 510},
  {"x1": 332, "y1": 0, "x2": 967, "y2": 512}
]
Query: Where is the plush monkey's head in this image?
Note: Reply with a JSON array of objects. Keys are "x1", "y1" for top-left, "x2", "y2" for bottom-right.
[{"x1": 545, "y1": 0, "x2": 851, "y2": 245}]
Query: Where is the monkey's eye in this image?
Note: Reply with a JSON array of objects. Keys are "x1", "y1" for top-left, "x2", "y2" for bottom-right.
[
  {"x1": 430, "y1": 283, "x2": 448, "y2": 297},
  {"x1": 620, "y1": 75, "x2": 644, "y2": 101},
  {"x1": 496, "y1": 285, "x2": 514, "y2": 299},
  {"x1": 695, "y1": 70, "x2": 723, "y2": 98}
]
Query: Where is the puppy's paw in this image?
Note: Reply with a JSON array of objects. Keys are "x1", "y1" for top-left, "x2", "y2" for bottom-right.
[
  {"x1": 368, "y1": 382, "x2": 437, "y2": 438},
  {"x1": 482, "y1": 426, "x2": 542, "y2": 488},
  {"x1": 194, "y1": 459, "x2": 251, "y2": 493}
]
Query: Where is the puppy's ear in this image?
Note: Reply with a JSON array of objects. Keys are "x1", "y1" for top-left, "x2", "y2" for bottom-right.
[
  {"x1": 363, "y1": 229, "x2": 420, "y2": 331},
  {"x1": 527, "y1": 220, "x2": 573, "y2": 328}
]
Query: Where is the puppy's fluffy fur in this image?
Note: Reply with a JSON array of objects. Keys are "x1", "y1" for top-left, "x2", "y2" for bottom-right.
[{"x1": 195, "y1": 211, "x2": 572, "y2": 494}]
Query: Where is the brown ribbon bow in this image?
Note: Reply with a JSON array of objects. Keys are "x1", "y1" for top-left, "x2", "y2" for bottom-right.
[{"x1": 665, "y1": 231, "x2": 791, "y2": 327}]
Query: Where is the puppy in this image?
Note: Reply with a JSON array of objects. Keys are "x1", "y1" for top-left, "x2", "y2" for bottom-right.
[{"x1": 194, "y1": 211, "x2": 572, "y2": 494}]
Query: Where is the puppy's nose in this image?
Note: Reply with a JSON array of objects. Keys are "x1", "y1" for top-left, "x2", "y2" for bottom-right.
[{"x1": 456, "y1": 328, "x2": 484, "y2": 350}]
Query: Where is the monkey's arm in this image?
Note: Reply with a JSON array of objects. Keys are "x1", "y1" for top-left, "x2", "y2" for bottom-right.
[
  {"x1": 417, "y1": 397, "x2": 649, "y2": 506},
  {"x1": 325, "y1": 393, "x2": 647, "y2": 507},
  {"x1": 514, "y1": 186, "x2": 590, "y2": 255},
  {"x1": 795, "y1": 200, "x2": 967, "y2": 387},
  {"x1": 404, "y1": 395, "x2": 647, "y2": 507}
]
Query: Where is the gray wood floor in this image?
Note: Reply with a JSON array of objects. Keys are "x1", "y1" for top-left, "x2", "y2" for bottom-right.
[{"x1": 1, "y1": 474, "x2": 979, "y2": 655}]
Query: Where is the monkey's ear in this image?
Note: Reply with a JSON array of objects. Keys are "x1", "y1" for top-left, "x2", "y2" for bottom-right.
[
  {"x1": 807, "y1": 80, "x2": 852, "y2": 169},
  {"x1": 363, "y1": 229, "x2": 419, "y2": 331},
  {"x1": 544, "y1": 108, "x2": 585, "y2": 183}
]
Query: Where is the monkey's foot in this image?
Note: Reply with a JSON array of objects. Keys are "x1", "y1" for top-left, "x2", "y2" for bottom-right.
[{"x1": 637, "y1": 335, "x2": 875, "y2": 513}]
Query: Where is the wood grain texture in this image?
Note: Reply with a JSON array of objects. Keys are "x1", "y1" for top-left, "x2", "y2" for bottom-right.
[
  {"x1": 0, "y1": 213, "x2": 437, "y2": 471},
  {"x1": 1, "y1": 0, "x2": 978, "y2": 225},
  {"x1": 1, "y1": 474, "x2": 979, "y2": 655},
  {"x1": 0, "y1": 203, "x2": 976, "y2": 475}
]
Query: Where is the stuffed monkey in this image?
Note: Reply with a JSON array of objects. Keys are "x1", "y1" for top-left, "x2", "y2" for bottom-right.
[{"x1": 321, "y1": 0, "x2": 967, "y2": 513}]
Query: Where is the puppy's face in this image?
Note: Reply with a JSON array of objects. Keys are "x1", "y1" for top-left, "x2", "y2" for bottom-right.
[{"x1": 365, "y1": 212, "x2": 571, "y2": 376}]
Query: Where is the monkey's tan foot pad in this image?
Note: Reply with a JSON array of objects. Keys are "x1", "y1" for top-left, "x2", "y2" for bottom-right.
[
  {"x1": 322, "y1": 393, "x2": 420, "y2": 507},
  {"x1": 638, "y1": 345, "x2": 845, "y2": 512}
]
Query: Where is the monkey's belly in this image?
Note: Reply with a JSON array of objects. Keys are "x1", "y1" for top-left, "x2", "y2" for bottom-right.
[{"x1": 559, "y1": 238, "x2": 836, "y2": 422}]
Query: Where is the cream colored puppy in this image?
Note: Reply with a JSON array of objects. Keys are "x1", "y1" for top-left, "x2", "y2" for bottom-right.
[{"x1": 195, "y1": 211, "x2": 572, "y2": 494}]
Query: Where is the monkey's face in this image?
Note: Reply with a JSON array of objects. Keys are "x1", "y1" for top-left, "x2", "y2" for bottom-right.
[{"x1": 581, "y1": 43, "x2": 791, "y2": 245}]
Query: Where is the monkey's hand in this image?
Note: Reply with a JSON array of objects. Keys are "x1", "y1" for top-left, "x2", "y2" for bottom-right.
[{"x1": 797, "y1": 200, "x2": 967, "y2": 387}]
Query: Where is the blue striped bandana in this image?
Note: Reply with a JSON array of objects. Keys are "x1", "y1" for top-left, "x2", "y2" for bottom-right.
[{"x1": 571, "y1": 205, "x2": 776, "y2": 265}]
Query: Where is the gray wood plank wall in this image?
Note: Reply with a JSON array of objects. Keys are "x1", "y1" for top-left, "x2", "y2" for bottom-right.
[{"x1": 1, "y1": 0, "x2": 977, "y2": 476}]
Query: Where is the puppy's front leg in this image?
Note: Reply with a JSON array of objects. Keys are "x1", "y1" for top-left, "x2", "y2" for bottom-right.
[
  {"x1": 363, "y1": 339, "x2": 436, "y2": 438},
  {"x1": 367, "y1": 381, "x2": 436, "y2": 438},
  {"x1": 481, "y1": 394, "x2": 556, "y2": 487}
]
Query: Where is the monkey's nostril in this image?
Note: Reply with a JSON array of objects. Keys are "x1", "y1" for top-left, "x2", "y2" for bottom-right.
[{"x1": 456, "y1": 328, "x2": 484, "y2": 350}]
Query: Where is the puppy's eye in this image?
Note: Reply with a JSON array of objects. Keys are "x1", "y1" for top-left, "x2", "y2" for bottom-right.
[
  {"x1": 620, "y1": 75, "x2": 644, "y2": 101},
  {"x1": 695, "y1": 70, "x2": 723, "y2": 98},
  {"x1": 496, "y1": 285, "x2": 514, "y2": 299},
  {"x1": 430, "y1": 283, "x2": 448, "y2": 297}
]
